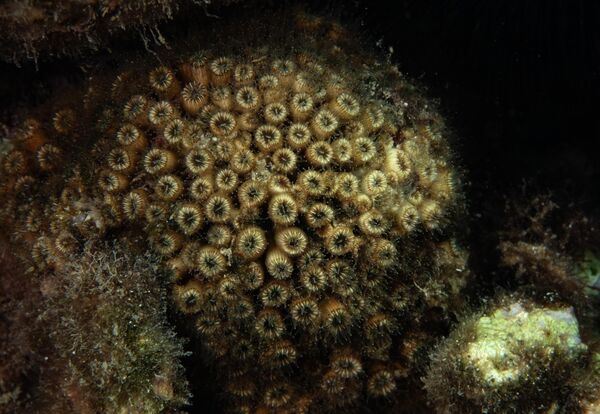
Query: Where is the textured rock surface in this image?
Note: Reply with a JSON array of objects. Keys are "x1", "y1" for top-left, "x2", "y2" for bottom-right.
[
  {"x1": 0, "y1": 0, "x2": 244, "y2": 65},
  {"x1": 425, "y1": 299, "x2": 588, "y2": 413}
]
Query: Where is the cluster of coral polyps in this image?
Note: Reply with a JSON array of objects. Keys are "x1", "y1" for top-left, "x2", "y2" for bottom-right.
[{"x1": 0, "y1": 13, "x2": 466, "y2": 413}]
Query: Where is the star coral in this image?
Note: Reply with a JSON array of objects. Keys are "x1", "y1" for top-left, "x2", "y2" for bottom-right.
[{"x1": 0, "y1": 10, "x2": 469, "y2": 413}]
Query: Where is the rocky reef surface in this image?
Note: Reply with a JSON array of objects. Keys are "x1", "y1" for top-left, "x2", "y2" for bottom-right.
[{"x1": 0, "y1": 0, "x2": 245, "y2": 65}]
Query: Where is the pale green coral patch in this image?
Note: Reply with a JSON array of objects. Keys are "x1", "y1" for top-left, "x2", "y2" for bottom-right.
[
  {"x1": 576, "y1": 250, "x2": 600, "y2": 299},
  {"x1": 592, "y1": 352, "x2": 600, "y2": 373},
  {"x1": 466, "y1": 302, "x2": 587, "y2": 386}
]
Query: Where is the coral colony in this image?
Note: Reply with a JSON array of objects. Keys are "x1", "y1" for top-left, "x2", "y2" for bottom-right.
[{"x1": 0, "y1": 10, "x2": 598, "y2": 414}]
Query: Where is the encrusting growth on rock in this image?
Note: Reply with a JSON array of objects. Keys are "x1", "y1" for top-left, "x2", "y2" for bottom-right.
[
  {"x1": 424, "y1": 298, "x2": 588, "y2": 413},
  {"x1": 39, "y1": 242, "x2": 190, "y2": 413},
  {"x1": 0, "y1": 10, "x2": 471, "y2": 413}
]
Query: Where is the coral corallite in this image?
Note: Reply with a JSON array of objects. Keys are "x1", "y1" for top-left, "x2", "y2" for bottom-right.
[{"x1": 0, "y1": 12, "x2": 468, "y2": 413}]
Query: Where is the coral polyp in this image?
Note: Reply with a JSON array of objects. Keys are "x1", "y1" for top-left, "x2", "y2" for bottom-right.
[{"x1": 0, "y1": 10, "x2": 474, "y2": 413}]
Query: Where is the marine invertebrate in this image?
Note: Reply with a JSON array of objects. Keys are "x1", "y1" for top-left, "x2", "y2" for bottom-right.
[
  {"x1": 0, "y1": 10, "x2": 469, "y2": 413},
  {"x1": 424, "y1": 299, "x2": 588, "y2": 413}
]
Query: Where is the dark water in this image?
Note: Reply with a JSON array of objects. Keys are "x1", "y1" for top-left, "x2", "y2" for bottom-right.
[{"x1": 366, "y1": 0, "x2": 599, "y2": 198}]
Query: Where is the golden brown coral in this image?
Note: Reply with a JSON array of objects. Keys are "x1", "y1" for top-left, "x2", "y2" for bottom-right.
[{"x1": 0, "y1": 11, "x2": 467, "y2": 413}]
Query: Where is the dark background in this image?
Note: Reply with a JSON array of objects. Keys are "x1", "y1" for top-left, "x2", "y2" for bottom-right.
[{"x1": 362, "y1": 0, "x2": 599, "y2": 206}]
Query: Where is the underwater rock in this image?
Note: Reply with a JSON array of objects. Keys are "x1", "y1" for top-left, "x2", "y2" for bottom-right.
[
  {"x1": 0, "y1": 0, "x2": 245, "y2": 65},
  {"x1": 0, "y1": 237, "x2": 190, "y2": 413},
  {"x1": 38, "y1": 241, "x2": 190, "y2": 413},
  {"x1": 424, "y1": 299, "x2": 588, "y2": 413}
]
